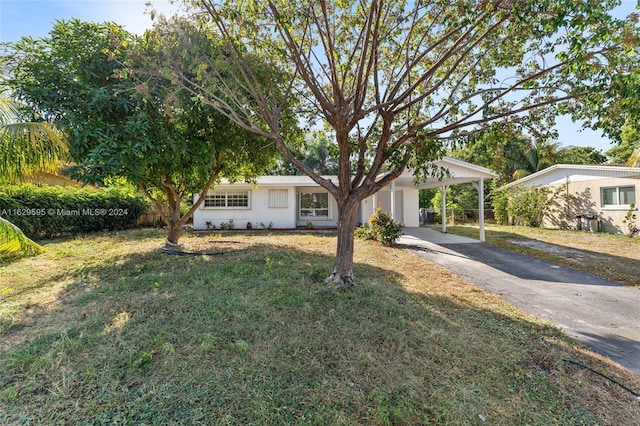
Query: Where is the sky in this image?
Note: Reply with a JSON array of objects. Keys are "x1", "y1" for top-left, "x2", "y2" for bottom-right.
[{"x1": 1, "y1": 0, "x2": 639, "y2": 154}]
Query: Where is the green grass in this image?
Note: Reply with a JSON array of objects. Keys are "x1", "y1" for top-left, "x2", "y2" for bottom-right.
[
  {"x1": 1, "y1": 228, "x2": 639, "y2": 424},
  {"x1": 445, "y1": 224, "x2": 640, "y2": 287}
]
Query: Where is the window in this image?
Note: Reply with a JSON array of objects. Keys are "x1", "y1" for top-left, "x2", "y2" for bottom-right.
[
  {"x1": 601, "y1": 186, "x2": 636, "y2": 207},
  {"x1": 299, "y1": 192, "x2": 329, "y2": 218},
  {"x1": 204, "y1": 191, "x2": 249, "y2": 208},
  {"x1": 269, "y1": 189, "x2": 288, "y2": 208}
]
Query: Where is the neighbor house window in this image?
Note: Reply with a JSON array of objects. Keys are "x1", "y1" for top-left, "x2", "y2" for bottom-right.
[
  {"x1": 299, "y1": 192, "x2": 329, "y2": 218},
  {"x1": 269, "y1": 189, "x2": 288, "y2": 208},
  {"x1": 601, "y1": 186, "x2": 636, "y2": 207},
  {"x1": 204, "y1": 191, "x2": 250, "y2": 208}
]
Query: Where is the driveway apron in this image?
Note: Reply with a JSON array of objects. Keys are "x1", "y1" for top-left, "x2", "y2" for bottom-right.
[{"x1": 398, "y1": 227, "x2": 640, "y2": 376}]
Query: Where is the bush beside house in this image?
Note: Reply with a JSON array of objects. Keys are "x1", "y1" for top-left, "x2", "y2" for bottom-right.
[
  {"x1": 355, "y1": 208, "x2": 403, "y2": 246},
  {"x1": 494, "y1": 165, "x2": 640, "y2": 235}
]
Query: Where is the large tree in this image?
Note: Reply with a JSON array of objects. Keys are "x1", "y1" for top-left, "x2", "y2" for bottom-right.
[
  {"x1": 168, "y1": 0, "x2": 637, "y2": 288},
  {"x1": 606, "y1": 122, "x2": 640, "y2": 164},
  {"x1": 555, "y1": 145, "x2": 607, "y2": 165},
  {"x1": 3, "y1": 19, "x2": 280, "y2": 245},
  {"x1": 569, "y1": 14, "x2": 640, "y2": 163},
  {"x1": 452, "y1": 124, "x2": 533, "y2": 184}
]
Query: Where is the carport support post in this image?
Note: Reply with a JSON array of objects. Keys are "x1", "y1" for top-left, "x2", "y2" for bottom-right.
[
  {"x1": 440, "y1": 185, "x2": 448, "y2": 233},
  {"x1": 473, "y1": 178, "x2": 486, "y2": 242},
  {"x1": 390, "y1": 180, "x2": 396, "y2": 219}
]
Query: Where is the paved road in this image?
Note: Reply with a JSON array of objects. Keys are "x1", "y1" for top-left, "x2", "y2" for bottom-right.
[{"x1": 398, "y1": 227, "x2": 640, "y2": 376}]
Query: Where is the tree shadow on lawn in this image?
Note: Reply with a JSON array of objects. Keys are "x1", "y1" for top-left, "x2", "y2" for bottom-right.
[
  {"x1": 427, "y1": 242, "x2": 626, "y2": 286},
  {"x1": 1, "y1": 235, "x2": 640, "y2": 425},
  {"x1": 448, "y1": 226, "x2": 640, "y2": 288}
]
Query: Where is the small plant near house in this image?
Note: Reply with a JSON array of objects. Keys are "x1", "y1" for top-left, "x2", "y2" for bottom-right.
[
  {"x1": 246, "y1": 221, "x2": 253, "y2": 230},
  {"x1": 219, "y1": 219, "x2": 234, "y2": 230},
  {"x1": 305, "y1": 221, "x2": 315, "y2": 230},
  {"x1": 259, "y1": 221, "x2": 273, "y2": 230},
  {"x1": 623, "y1": 204, "x2": 639, "y2": 238},
  {"x1": 205, "y1": 221, "x2": 215, "y2": 230},
  {"x1": 357, "y1": 208, "x2": 403, "y2": 246},
  {"x1": 354, "y1": 223, "x2": 375, "y2": 240}
]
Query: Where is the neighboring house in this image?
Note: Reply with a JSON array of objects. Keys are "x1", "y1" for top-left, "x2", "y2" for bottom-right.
[
  {"x1": 25, "y1": 171, "x2": 88, "y2": 187},
  {"x1": 503, "y1": 164, "x2": 640, "y2": 234},
  {"x1": 193, "y1": 157, "x2": 497, "y2": 241}
]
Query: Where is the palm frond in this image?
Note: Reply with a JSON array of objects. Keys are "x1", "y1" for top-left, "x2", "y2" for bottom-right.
[
  {"x1": 0, "y1": 94, "x2": 69, "y2": 184},
  {"x1": 512, "y1": 169, "x2": 532, "y2": 181},
  {"x1": 0, "y1": 122, "x2": 68, "y2": 182},
  {"x1": 0, "y1": 216, "x2": 44, "y2": 256},
  {"x1": 629, "y1": 144, "x2": 640, "y2": 169}
]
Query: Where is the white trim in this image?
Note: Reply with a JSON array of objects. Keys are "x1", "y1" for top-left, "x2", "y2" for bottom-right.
[
  {"x1": 600, "y1": 185, "x2": 636, "y2": 208},
  {"x1": 298, "y1": 190, "x2": 331, "y2": 220},
  {"x1": 503, "y1": 164, "x2": 640, "y2": 189},
  {"x1": 601, "y1": 207, "x2": 635, "y2": 211},
  {"x1": 202, "y1": 190, "x2": 251, "y2": 209}
]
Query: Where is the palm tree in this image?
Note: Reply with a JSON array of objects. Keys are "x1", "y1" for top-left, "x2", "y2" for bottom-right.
[
  {"x1": 629, "y1": 144, "x2": 640, "y2": 168},
  {"x1": 509, "y1": 140, "x2": 559, "y2": 181},
  {"x1": 0, "y1": 93, "x2": 68, "y2": 256},
  {"x1": 303, "y1": 137, "x2": 339, "y2": 175}
]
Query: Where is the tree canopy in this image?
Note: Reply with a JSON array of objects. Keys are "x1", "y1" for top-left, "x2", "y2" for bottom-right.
[
  {"x1": 555, "y1": 145, "x2": 607, "y2": 165},
  {"x1": 3, "y1": 18, "x2": 281, "y2": 244},
  {"x1": 605, "y1": 122, "x2": 640, "y2": 164},
  {"x1": 161, "y1": 0, "x2": 638, "y2": 286}
]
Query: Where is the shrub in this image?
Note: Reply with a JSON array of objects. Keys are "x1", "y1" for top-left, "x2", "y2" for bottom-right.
[
  {"x1": 491, "y1": 187, "x2": 510, "y2": 225},
  {"x1": 354, "y1": 223, "x2": 374, "y2": 240},
  {"x1": 219, "y1": 219, "x2": 234, "y2": 230},
  {"x1": 623, "y1": 204, "x2": 639, "y2": 238},
  {"x1": 361, "y1": 208, "x2": 403, "y2": 246},
  {"x1": 506, "y1": 185, "x2": 551, "y2": 227},
  {"x1": 492, "y1": 184, "x2": 562, "y2": 228},
  {"x1": 0, "y1": 184, "x2": 146, "y2": 239}
]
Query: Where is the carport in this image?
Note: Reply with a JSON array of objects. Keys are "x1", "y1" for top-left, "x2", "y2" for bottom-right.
[{"x1": 383, "y1": 157, "x2": 497, "y2": 242}]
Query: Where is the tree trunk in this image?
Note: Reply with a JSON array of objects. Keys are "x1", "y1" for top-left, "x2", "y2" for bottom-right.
[
  {"x1": 325, "y1": 198, "x2": 359, "y2": 291},
  {"x1": 166, "y1": 221, "x2": 182, "y2": 246},
  {"x1": 165, "y1": 196, "x2": 182, "y2": 246}
]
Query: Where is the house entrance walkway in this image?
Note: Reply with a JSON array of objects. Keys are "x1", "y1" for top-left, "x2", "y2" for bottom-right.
[{"x1": 398, "y1": 227, "x2": 640, "y2": 377}]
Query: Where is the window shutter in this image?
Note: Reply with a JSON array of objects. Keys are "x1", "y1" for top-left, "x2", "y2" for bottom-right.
[{"x1": 269, "y1": 189, "x2": 288, "y2": 208}]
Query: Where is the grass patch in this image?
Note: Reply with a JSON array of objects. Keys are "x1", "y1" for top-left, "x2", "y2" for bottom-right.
[
  {"x1": 445, "y1": 224, "x2": 640, "y2": 288},
  {"x1": 1, "y1": 228, "x2": 639, "y2": 424}
]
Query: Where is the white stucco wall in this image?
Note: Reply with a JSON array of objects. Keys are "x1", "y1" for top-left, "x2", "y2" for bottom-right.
[
  {"x1": 402, "y1": 188, "x2": 420, "y2": 227},
  {"x1": 194, "y1": 185, "x2": 298, "y2": 230},
  {"x1": 193, "y1": 182, "x2": 422, "y2": 230},
  {"x1": 360, "y1": 187, "x2": 420, "y2": 227},
  {"x1": 193, "y1": 185, "x2": 340, "y2": 230}
]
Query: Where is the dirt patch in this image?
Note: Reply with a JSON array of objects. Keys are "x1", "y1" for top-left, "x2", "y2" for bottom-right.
[
  {"x1": 161, "y1": 239, "x2": 251, "y2": 255},
  {"x1": 506, "y1": 239, "x2": 608, "y2": 261}
]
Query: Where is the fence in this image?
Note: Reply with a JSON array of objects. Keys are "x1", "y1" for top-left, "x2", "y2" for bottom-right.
[{"x1": 420, "y1": 208, "x2": 495, "y2": 225}]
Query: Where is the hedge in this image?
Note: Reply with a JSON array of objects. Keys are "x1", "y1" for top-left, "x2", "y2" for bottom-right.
[{"x1": 0, "y1": 184, "x2": 147, "y2": 239}]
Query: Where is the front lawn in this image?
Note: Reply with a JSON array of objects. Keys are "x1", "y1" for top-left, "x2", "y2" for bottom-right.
[{"x1": 1, "y1": 229, "x2": 639, "y2": 424}]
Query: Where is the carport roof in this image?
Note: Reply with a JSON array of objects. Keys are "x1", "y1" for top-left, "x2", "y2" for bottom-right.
[{"x1": 390, "y1": 156, "x2": 497, "y2": 189}]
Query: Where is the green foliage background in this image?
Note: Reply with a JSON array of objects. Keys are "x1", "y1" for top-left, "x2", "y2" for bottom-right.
[{"x1": 0, "y1": 184, "x2": 146, "y2": 239}]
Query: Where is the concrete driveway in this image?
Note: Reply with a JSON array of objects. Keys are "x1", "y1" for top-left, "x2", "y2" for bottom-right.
[{"x1": 398, "y1": 227, "x2": 640, "y2": 376}]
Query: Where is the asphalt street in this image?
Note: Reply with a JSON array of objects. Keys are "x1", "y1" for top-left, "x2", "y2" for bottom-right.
[{"x1": 398, "y1": 227, "x2": 640, "y2": 376}]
